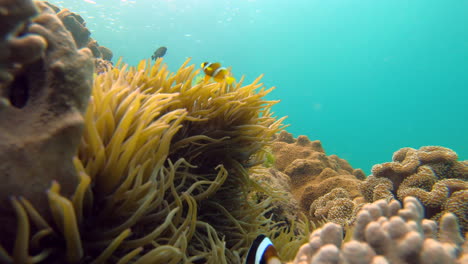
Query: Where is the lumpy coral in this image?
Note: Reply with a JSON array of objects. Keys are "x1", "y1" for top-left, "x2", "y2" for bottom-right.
[
  {"x1": 271, "y1": 131, "x2": 365, "y2": 226},
  {"x1": 291, "y1": 197, "x2": 467, "y2": 264},
  {"x1": 309, "y1": 188, "x2": 363, "y2": 227},
  {"x1": 359, "y1": 175, "x2": 394, "y2": 202},
  {"x1": 372, "y1": 146, "x2": 466, "y2": 190},
  {"x1": 48, "y1": 1, "x2": 112, "y2": 61},
  {"x1": 0, "y1": 0, "x2": 46, "y2": 93},
  {"x1": 362, "y1": 146, "x2": 468, "y2": 233},
  {"x1": 0, "y1": 0, "x2": 93, "y2": 253},
  {"x1": 43, "y1": 1, "x2": 113, "y2": 74}
]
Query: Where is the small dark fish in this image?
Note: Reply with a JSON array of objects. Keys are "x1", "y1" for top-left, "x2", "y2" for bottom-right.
[
  {"x1": 245, "y1": 234, "x2": 281, "y2": 264},
  {"x1": 151, "y1": 46, "x2": 167, "y2": 60}
]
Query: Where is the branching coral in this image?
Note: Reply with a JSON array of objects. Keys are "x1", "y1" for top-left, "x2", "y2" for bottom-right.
[{"x1": 291, "y1": 197, "x2": 467, "y2": 264}]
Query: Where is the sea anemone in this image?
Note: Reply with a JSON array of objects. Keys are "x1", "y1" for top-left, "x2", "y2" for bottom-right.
[{"x1": 1, "y1": 58, "x2": 291, "y2": 263}]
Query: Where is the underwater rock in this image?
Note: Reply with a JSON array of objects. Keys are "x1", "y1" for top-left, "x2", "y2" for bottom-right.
[{"x1": 0, "y1": 0, "x2": 93, "y2": 252}]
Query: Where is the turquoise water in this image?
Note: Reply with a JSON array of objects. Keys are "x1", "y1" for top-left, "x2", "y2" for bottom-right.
[{"x1": 50, "y1": 0, "x2": 468, "y2": 174}]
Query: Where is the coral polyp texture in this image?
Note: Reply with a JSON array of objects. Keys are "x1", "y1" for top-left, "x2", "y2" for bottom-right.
[
  {"x1": 291, "y1": 197, "x2": 467, "y2": 264},
  {"x1": 362, "y1": 146, "x2": 468, "y2": 233},
  {"x1": 271, "y1": 131, "x2": 366, "y2": 226}
]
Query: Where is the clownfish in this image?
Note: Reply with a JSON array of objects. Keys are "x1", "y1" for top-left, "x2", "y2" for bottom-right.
[
  {"x1": 201, "y1": 62, "x2": 236, "y2": 85},
  {"x1": 245, "y1": 234, "x2": 282, "y2": 264}
]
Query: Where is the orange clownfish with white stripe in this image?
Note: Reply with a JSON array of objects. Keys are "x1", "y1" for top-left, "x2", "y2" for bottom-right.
[
  {"x1": 245, "y1": 234, "x2": 282, "y2": 264},
  {"x1": 201, "y1": 62, "x2": 236, "y2": 85}
]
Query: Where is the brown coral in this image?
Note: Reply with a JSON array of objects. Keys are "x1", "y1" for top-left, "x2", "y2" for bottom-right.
[
  {"x1": 372, "y1": 146, "x2": 465, "y2": 191},
  {"x1": 271, "y1": 131, "x2": 365, "y2": 218},
  {"x1": 98, "y1": 45, "x2": 113, "y2": 61},
  {"x1": 268, "y1": 131, "x2": 367, "y2": 229},
  {"x1": 0, "y1": 0, "x2": 93, "y2": 252},
  {"x1": 362, "y1": 146, "x2": 468, "y2": 233},
  {"x1": 439, "y1": 190, "x2": 468, "y2": 236},
  {"x1": 56, "y1": 8, "x2": 90, "y2": 48},
  {"x1": 298, "y1": 169, "x2": 363, "y2": 220},
  {"x1": 291, "y1": 197, "x2": 467, "y2": 264},
  {"x1": 359, "y1": 175, "x2": 394, "y2": 202},
  {"x1": 398, "y1": 178, "x2": 467, "y2": 209},
  {"x1": 45, "y1": 1, "x2": 114, "y2": 71},
  {"x1": 309, "y1": 188, "x2": 361, "y2": 226},
  {"x1": 0, "y1": 0, "x2": 46, "y2": 93}
]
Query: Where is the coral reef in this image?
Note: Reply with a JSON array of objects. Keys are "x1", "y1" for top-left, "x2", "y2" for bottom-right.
[
  {"x1": 44, "y1": 1, "x2": 113, "y2": 74},
  {"x1": 372, "y1": 146, "x2": 466, "y2": 190},
  {"x1": 52, "y1": 2, "x2": 112, "y2": 60},
  {"x1": 291, "y1": 197, "x2": 467, "y2": 264},
  {"x1": 99, "y1": 45, "x2": 113, "y2": 61},
  {"x1": 56, "y1": 8, "x2": 90, "y2": 48},
  {"x1": 2, "y1": 1, "x2": 466, "y2": 264},
  {"x1": 309, "y1": 188, "x2": 363, "y2": 227},
  {"x1": 271, "y1": 131, "x2": 366, "y2": 226},
  {"x1": 0, "y1": 2, "x2": 299, "y2": 263},
  {"x1": 362, "y1": 146, "x2": 468, "y2": 232},
  {"x1": 359, "y1": 175, "x2": 394, "y2": 202},
  {"x1": 0, "y1": 0, "x2": 93, "y2": 253},
  {"x1": 0, "y1": 40, "x2": 294, "y2": 263}
]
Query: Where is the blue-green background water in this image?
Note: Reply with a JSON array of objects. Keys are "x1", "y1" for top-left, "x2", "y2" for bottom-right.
[{"x1": 51, "y1": 0, "x2": 468, "y2": 174}]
